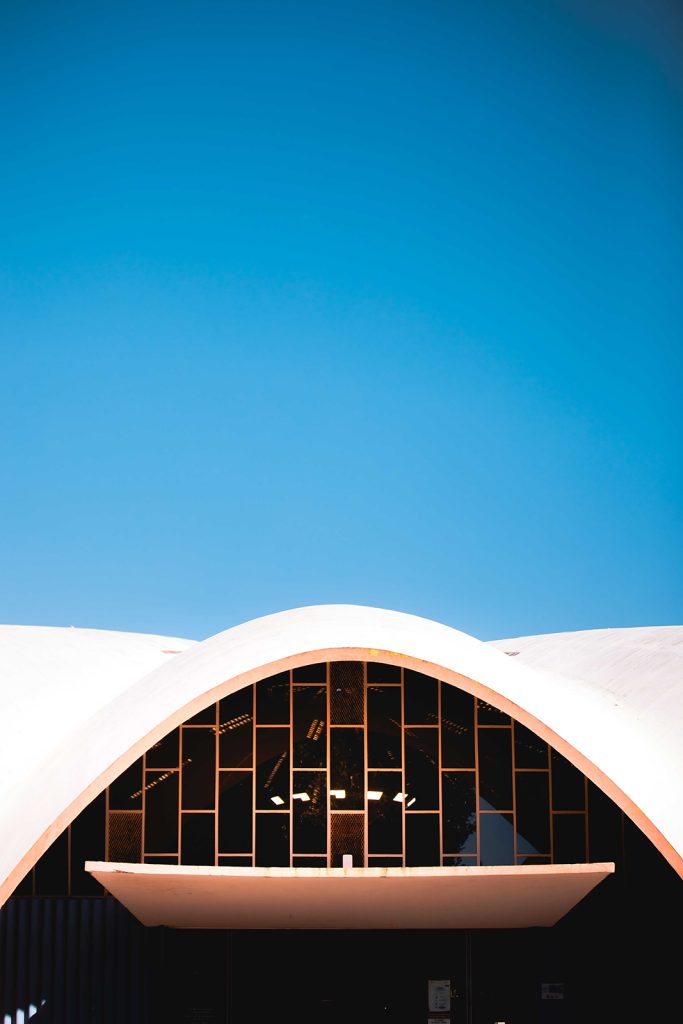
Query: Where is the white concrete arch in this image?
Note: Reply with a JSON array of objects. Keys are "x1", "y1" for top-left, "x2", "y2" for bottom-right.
[{"x1": 1, "y1": 605, "x2": 682, "y2": 906}]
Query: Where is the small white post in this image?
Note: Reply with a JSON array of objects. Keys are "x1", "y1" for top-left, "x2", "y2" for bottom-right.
[{"x1": 342, "y1": 854, "x2": 353, "y2": 868}]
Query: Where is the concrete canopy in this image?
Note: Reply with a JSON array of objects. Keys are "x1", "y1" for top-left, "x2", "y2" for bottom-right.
[{"x1": 1, "y1": 606, "x2": 682, "y2": 906}]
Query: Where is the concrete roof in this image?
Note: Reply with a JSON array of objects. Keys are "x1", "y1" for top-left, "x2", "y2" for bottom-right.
[{"x1": 0, "y1": 607, "x2": 681, "y2": 906}]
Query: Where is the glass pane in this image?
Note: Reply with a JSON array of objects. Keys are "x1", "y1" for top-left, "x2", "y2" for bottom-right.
[
  {"x1": 551, "y1": 751, "x2": 586, "y2": 810},
  {"x1": 368, "y1": 856, "x2": 403, "y2": 867},
  {"x1": 144, "y1": 770, "x2": 179, "y2": 853},
  {"x1": 404, "y1": 669, "x2": 438, "y2": 724},
  {"x1": 330, "y1": 728, "x2": 364, "y2": 810},
  {"x1": 443, "y1": 855, "x2": 478, "y2": 866},
  {"x1": 477, "y1": 699, "x2": 510, "y2": 724},
  {"x1": 256, "y1": 672, "x2": 290, "y2": 724},
  {"x1": 405, "y1": 728, "x2": 439, "y2": 809},
  {"x1": 587, "y1": 782, "x2": 623, "y2": 863},
  {"x1": 186, "y1": 703, "x2": 216, "y2": 726},
  {"x1": 367, "y1": 662, "x2": 401, "y2": 684},
  {"x1": 478, "y1": 728, "x2": 513, "y2": 810},
  {"x1": 181, "y1": 813, "x2": 215, "y2": 865},
  {"x1": 255, "y1": 813, "x2": 289, "y2": 866},
  {"x1": 517, "y1": 855, "x2": 551, "y2": 865},
  {"x1": 330, "y1": 813, "x2": 364, "y2": 867},
  {"x1": 255, "y1": 727, "x2": 290, "y2": 809},
  {"x1": 146, "y1": 727, "x2": 180, "y2": 769},
  {"x1": 330, "y1": 662, "x2": 364, "y2": 724},
  {"x1": 442, "y1": 772, "x2": 477, "y2": 854},
  {"x1": 292, "y1": 771, "x2": 327, "y2": 854},
  {"x1": 515, "y1": 771, "x2": 550, "y2": 855},
  {"x1": 293, "y1": 663, "x2": 326, "y2": 683},
  {"x1": 34, "y1": 830, "x2": 68, "y2": 896},
  {"x1": 218, "y1": 856, "x2": 252, "y2": 866},
  {"x1": 71, "y1": 792, "x2": 105, "y2": 895},
  {"x1": 108, "y1": 811, "x2": 142, "y2": 862},
  {"x1": 553, "y1": 814, "x2": 587, "y2": 863},
  {"x1": 367, "y1": 686, "x2": 402, "y2": 768},
  {"x1": 368, "y1": 771, "x2": 403, "y2": 854},
  {"x1": 108, "y1": 757, "x2": 143, "y2": 810},
  {"x1": 181, "y1": 727, "x2": 216, "y2": 810},
  {"x1": 513, "y1": 722, "x2": 548, "y2": 769},
  {"x1": 219, "y1": 687, "x2": 253, "y2": 769},
  {"x1": 293, "y1": 856, "x2": 328, "y2": 867},
  {"x1": 293, "y1": 686, "x2": 327, "y2": 768},
  {"x1": 145, "y1": 855, "x2": 178, "y2": 864},
  {"x1": 218, "y1": 772, "x2": 253, "y2": 853},
  {"x1": 441, "y1": 684, "x2": 475, "y2": 768},
  {"x1": 405, "y1": 813, "x2": 440, "y2": 866},
  {"x1": 479, "y1": 812, "x2": 515, "y2": 865}
]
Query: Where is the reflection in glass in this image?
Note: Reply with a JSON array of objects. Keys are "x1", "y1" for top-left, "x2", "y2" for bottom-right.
[
  {"x1": 255, "y1": 727, "x2": 290, "y2": 809},
  {"x1": 108, "y1": 757, "x2": 143, "y2": 810},
  {"x1": 146, "y1": 727, "x2": 180, "y2": 769},
  {"x1": 441, "y1": 684, "x2": 475, "y2": 768},
  {"x1": 442, "y1": 772, "x2": 477, "y2": 854},
  {"x1": 478, "y1": 728, "x2": 513, "y2": 810},
  {"x1": 477, "y1": 699, "x2": 510, "y2": 725},
  {"x1": 255, "y1": 814, "x2": 289, "y2": 866},
  {"x1": 144, "y1": 770, "x2": 179, "y2": 853},
  {"x1": 219, "y1": 687, "x2": 253, "y2": 769},
  {"x1": 182, "y1": 728, "x2": 216, "y2": 810},
  {"x1": 186, "y1": 703, "x2": 216, "y2": 726},
  {"x1": 405, "y1": 813, "x2": 440, "y2": 866},
  {"x1": 330, "y1": 728, "x2": 364, "y2": 809},
  {"x1": 479, "y1": 813, "x2": 515, "y2": 865},
  {"x1": 292, "y1": 771, "x2": 327, "y2": 854},
  {"x1": 405, "y1": 728, "x2": 439, "y2": 809},
  {"x1": 256, "y1": 672, "x2": 290, "y2": 724},
  {"x1": 551, "y1": 751, "x2": 586, "y2": 810},
  {"x1": 293, "y1": 686, "x2": 327, "y2": 768},
  {"x1": 218, "y1": 772, "x2": 252, "y2": 853},
  {"x1": 443, "y1": 855, "x2": 478, "y2": 866},
  {"x1": 368, "y1": 771, "x2": 403, "y2": 854},
  {"x1": 514, "y1": 722, "x2": 548, "y2": 769},
  {"x1": 515, "y1": 771, "x2": 550, "y2": 855},
  {"x1": 553, "y1": 813, "x2": 587, "y2": 863},
  {"x1": 330, "y1": 662, "x2": 364, "y2": 724},
  {"x1": 181, "y1": 813, "x2": 215, "y2": 865},
  {"x1": 404, "y1": 669, "x2": 438, "y2": 724},
  {"x1": 368, "y1": 686, "x2": 402, "y2": 768}
]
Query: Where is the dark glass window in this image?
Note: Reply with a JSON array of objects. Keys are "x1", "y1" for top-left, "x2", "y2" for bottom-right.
[
  {"x1": 145, "y1": 854, "x2": 178, "y2": 864},
  {"x1": 405, "y1": 813, "x2": 440, "y2": 866},
  {"x1": 181, "y1": 813, "x2": 215, "y2": 865},
  {"x1": 256, "y1": 672, "x2": 290, "y2": 724},
  {"x1": 256, "y1": 814, "x2": 289, "y2": 866},
  {"x1": 367, "y1": 686, "x2": 402, "y2": 768},
  {"x1": 587, "y1": 781, "x2": 623, "y2": 863},
  {"x1": 146, "y1": 727, "x2": 180, "y2": 769},
  {"x1": 218, "y1": 772, "x2": 253, "y2": 853},
  {"x1": 108, "y1": 757, "x2": 143, "y2": 810},
  {"x1": 368, "y1": 771, "x2": 403, "y2": 854},
  {"x1": 34, "y1": 830, "x2": 68, "y2": 896},
  {"x1": 292, "y1": 771, "x2": 327, "y2": 854},
  {"x1": 551, "y1": 751, "x2": 586, "y2": 810},
  {"x1": 293, "y1": 663, "x2": 326, "y2": 683},
  {"x1": 186, "y1": 703, "x2": 217, "y2": 726},
  {"x1": 513, "y1": 722, "x2": 548, "y2": 769},
  {"x1": 405, "y1": 728, "x2": 439, "y2": 809},
  {"x1": 181, "y1": 728, "x2": 216, "y2": 810},
  {"x1": 330, "y1": 728, "x2": 364, "y2": 810},
  {"x1": 553, "y1": 813, "x2": 587, "y2": 863},
  {"x1": 367, "y1": 662, "x2": 401, "y2": 684},
  {"x1": 293, "y1": 856, "x2": 328, "y2": 867},
  {"x1": 404, "y1": 669, "x2": 438, "y2": 724},
  {"x1": 477, "y1": 699, "x2": 510, "y2": 724},
  {"x1": 442, "y1": 772, "x2": 477, "y2": 854},
  {"x1": 255, "y1": 727, "x2": 290, "y2": 809},
  {"x1": 479, "y1": 813, "x2": 515, "y2": 865},
  {"x1": 71, "y1": 792, "x2": 105, "y2": 895},
  {"x1": 293, "y1": 686, "x2": 327, "y2": 768},
  {"x1": 144, "y1": 770, "x2": 179, "y2": 853},
  {"x1": 218, "y1": 856, "x2": 252, "y2": 866},
  {"x1": 443, "y1": 855, "x2": 478, "y2": 866},
  {"x1": 368, "y1": 856, "x2": 403, "y2": 867},
  {"x1": 441, "y1": 683, "x2": 475, "y2": 768},
  {"x1": 330, "y1": 662, "x2": 364, "y2": 724},
  {"x1": 219, "y1": 688, "x2": 253, "y2": 769},
  {"x1": 478, "y1": 728, "x2": 513, "y2": 810},
  {"x1": 515, "y1": 771, "x2": 550, "y2": 855},
  {"x1": 330, "y1": 813, "x2": 364, "y2": 867}
]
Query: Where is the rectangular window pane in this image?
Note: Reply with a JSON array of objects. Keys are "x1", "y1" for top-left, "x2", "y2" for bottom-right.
[
  {"x1": 442, "y1": 772, "x2": 477, "y2": 854},
  {"x1": 219, "y1": 687, "x2": 253, "y2": 769},
  {"x1": 441, "y1": 684, "x2": 475, "y2": 768},
  {"x1": 108, "y1": 758, "x2": 143, "y2": 810},
  {"x1": 292, "y1": 771, "x2": 327, "y2": 854},
  {"x1": 553, "y1": 813, "x2": 587, "y2": 863},
  {"x1": 367, "y1": 662, "x2": 401, "y2": 684},
  {"x1": 330, "y1": 662, "x2": 364, "y2": 724},
  {"x1": 514, "y1": 722, "x2": 548, "y2": 769},
  {"x1": 404, "y1": 669, "x2": 438, "y2": 724},
  {"x1": 146, "y1": 727, "x2": 180, "y2": 769},
  {"x1": 330, "y1": 728, "x2": 364, "y2": 810},
  {"x1": 218, "y1": 772, "x2": 253, "y2": 853},
  {"x1": 478, "y1": 728, "x2": 513, "y2": 810},
  {"x1": 256, "y1": 672, "x2": 290, "y2": 724},
  {"x1": 551, "y1": 751, "x2": 586, "y2": 810},
  {"x1": 405, "y1": 727, "x2": 439, "y2": 810},
  {"x1": 479, "y1": 812, "x2": 515, "y2": 865},
  {"x1": 255, "y1": 727, "x2": 290, "y2": 809},
  {"x1": 477, "y1": 699, "x2": 510, "y2": 724},
  {"x1": 368, "y1": 771, "x2": 403, "y2": 854},
  {"x1": 186, "y1": 703, "x2": 217, "y2": 726},
  {"x1": 330, "y1": 813, "x2": 364, "y2": 867},
  {"x1": 181, "y1": 813, "x2": 215, "y2": 865},
  {"x1": 71, "y1": 792, "x2": 105, "y2": 895},
  {"x1": 293, "y1": 685, "x2": 327, "y2": 768},
  {"x1": 182, "y1": 727, "x2": 216, "y2": 810},
  {"x1": 515, "y1": 771, "x2": 550, "y2": 855},
  {"x1": 255, "y1": 813, "x2": 289, "y2": 866},
  {"x1": 587, "y1": 782, "x2": 622, "y2": 863},
  {"x1": 34, "y1": 830, "x2": 68, "y2": 896},
  {"x1": 144, "y1": 770, "x2": 179, "y2": 853},
  {"x1": 293, "y1": 663, "x2": 326, "y2": 683},
  {"x1": 405, "y1": 813, "x2": 440, "y2": 866},
  {"x1": 218, "y1": 856, "x2": 252, "y2": 866},
  {"x1": 293, "y1": 856, "x2": 328, "y2": 867},
  {"x1": 367, "y1": 686, "x2": 402, "y2": 768}
]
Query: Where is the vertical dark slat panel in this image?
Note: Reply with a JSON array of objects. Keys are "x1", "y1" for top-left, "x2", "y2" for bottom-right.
[
  {"x1": 91, "y1": 899, "x2": 105, "y2": 1024},
  {"x1": 104, "y1": 898, "x2": 117, "y2": 1024},
  {"x1": 15, "y1": 900, "x2": 29, "y2": 1024},
  {"x1": 128, "y1": 907, "x2": 142, "y2": 1024},
  {"x1": 65, "y1": 899, "x2": 79, "y2": 1024},
  {"x1": 78, "y1": 900, "x2": 91, "y2": 1024},
  {"x1": 3, "y1": 900, "x2": 16, "y2": 1023},
  {"x1": 41, "y1": 899, "x2": 54, "y2": 1024},
  {"x1": 28, "y1": 898, "x2": 41, "y2": 1017},
  {"x1": 116, "y1": 901, "x2": 129, "y2": 1023},
  {"x1": 52, "y1": 900, "x2": 66, "y2": 1024}
]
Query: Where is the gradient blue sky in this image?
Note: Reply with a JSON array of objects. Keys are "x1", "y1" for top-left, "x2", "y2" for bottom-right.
[{"x1": 1, "y1": 0, "x2": 681, "y2": 641}]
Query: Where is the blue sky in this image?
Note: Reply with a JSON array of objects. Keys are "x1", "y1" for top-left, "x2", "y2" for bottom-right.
[{"x1": 1, "y1": 0, "x2": 681, "y2": 641}]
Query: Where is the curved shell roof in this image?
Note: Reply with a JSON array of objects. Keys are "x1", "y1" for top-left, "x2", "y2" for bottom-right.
[{"x1": 0, "y1": 606, "x2": 681, "y2": 906}]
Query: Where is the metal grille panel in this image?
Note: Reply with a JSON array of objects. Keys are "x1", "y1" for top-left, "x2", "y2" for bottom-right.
[
  {"x1": 108, "y1": 811, "x2": 142, "y2": 863},
  {"x1": 330, "y1": 661, "x2": 364, "y2": 724},
  {"x1": 331, "y1": 812, "x2": 364, "y2": 867}
]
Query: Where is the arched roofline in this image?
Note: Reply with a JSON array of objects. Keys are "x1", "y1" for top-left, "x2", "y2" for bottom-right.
[{"x1": 2, "y1": 605, "x2": 681, "y2": 905}]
